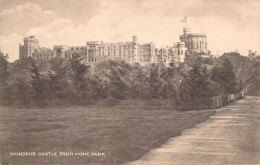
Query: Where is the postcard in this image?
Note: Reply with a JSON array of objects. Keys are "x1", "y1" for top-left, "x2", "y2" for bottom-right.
[{"x1": 0, "y1": 0, "x2": 260, "y2": 164}]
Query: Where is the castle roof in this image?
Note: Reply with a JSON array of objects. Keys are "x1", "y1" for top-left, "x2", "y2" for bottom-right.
[{"x1": 180, "y1": 33, "x2": 207, "y2": 38}]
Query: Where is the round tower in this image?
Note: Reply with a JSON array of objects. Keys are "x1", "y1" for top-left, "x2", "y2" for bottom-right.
[{"x1": 183, "y1": 27, "x2": 191, "y2": 35}]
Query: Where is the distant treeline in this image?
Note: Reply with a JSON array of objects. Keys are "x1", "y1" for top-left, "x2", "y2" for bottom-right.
[{"x1": 0, "y1": 51, "x2": 260, "y2": 108}]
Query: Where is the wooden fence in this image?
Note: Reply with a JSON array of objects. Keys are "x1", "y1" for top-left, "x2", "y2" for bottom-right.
[{"x1": 210, "y1": 92, "x2": 245, "y2": 109}]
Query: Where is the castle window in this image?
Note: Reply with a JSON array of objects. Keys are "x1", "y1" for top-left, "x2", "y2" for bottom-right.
[
  {"x1": 114, "y1": 51, "x2": 116, "y2": 55},
  {"x1": 108, "y1": 51, "x2": 110, "y2": 56}
]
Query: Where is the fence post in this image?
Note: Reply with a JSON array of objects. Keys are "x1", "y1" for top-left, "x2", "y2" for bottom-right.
[
  {"x1": 216, "y1": 96, "x2": 219, "y2": 108},
  {"x1": 231, "y1": 94, "x2": 234, "y2": 101},
  {"x1": 220, "y1": 95, "x2": 222, "y2": 107},
  {"x1": 212, "y1": 96, "x2": 216, "y2": 109},
  {"x1": 211, "y1": 97, "x2": 214, "y2": 109}
]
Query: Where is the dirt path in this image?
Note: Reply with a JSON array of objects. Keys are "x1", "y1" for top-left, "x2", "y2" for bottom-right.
[{"x1": 126, "y1": 96, "x2": 260, "y2": 165}]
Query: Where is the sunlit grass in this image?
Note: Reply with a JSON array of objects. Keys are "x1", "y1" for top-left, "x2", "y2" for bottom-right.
[{"x1": 0, "y1": 105, "x2": 215, "y2": 165}]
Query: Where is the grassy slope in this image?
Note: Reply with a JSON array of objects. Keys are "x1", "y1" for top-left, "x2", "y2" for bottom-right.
[{"x1": 0, "y1": 105, "x2": 215, "y2": 165}]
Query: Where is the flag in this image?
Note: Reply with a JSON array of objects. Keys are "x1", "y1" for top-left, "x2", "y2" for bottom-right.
[{"x1": 180, "y1": 16, "x2": 187, "y2": 23}]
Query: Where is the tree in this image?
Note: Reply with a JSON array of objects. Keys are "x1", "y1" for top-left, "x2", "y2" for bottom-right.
[
  {"x1": 0, "y1": 52, "x2": 9, "y2": 86},
  {"x1": 127, "y1": 63, "x2": 148, "y2": 98},
  {"x1": 147, "y1": 64, "x2": 162, "y2": 98},
  {"x1": 89, "y1": 73, "x2": 108, "y2": 99},
  {"x1": 220, "y1": 52, "x2": 256, "y2": 93},
  {"x1": 226, "y1": 53, "x2": 254, "y2": 92},
  {"x1": 11, "y1": 78, "x2": 33, "y2": 102},
  {"x1": 186, "y1": 63, "x2": 211, "y2": 98},
  {"x1": 252, "y1": 61, "x2": 260, "y2": 89},
  {"x1": 105, "y1": 61, "x2": 131, "y2": 99},
  {"x1": 31, "y1": 62, "x2": 49, "y2": 99},
  {"x1": 0, "y1": 51, "x2": 10, "y2": 99},
  {"x1": 68, "y1": 54, "x2": 90, "y2": 98},
  {"x1": 160, "y1": 66, "x2": 183, "y2": 100},
  {"x1": 47, "y1": 58, "x2": 69, "y2": 99},
  {"x1": 211, "y1": 57, "x2": 237, "y2": 94}
]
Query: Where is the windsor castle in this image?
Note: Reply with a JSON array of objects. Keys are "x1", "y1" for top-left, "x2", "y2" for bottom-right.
[{"x1": 19, "y1": 28, "x2": 209, "y2": 65}]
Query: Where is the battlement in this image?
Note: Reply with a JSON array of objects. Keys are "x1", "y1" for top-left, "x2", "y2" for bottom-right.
[
  {"x1": 177, "y1": 42, "x2": 185, "y2": 45},
  {"x1": 86, "y1": 41, "x2": 102, "y2": 45},
  {"x1": 24, "y1": 35, "x2": 38, "y2": 42}
]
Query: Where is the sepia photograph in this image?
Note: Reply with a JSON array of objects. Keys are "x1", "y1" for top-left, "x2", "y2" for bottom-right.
[{"x1": 0, "y1": 0, "x2": 260, "y2": 164}]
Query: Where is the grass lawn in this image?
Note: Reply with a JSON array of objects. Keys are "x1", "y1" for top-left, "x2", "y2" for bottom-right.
[{"x1": 0, "y1": 104, "x2": 215, "y2": 165}]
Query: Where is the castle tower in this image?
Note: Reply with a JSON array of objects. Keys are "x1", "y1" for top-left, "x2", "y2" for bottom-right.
[
  {"x1": 180, "y1": 27, "x2": 207, "y2": 55},
  {"x1": 248, "y1": 50, "x2": 257, "y2": 59},
  {"x1": 177, "y1": 42, "x2": 186, "y2": 62},
  {"x1": 183, "y1": 27, "x2": 191, "y2": 35},
  {"x1": 132, "y1": 36, "x2": 138, "y2": 44},
  {"x1": 132, "y1": 36, "x2": 138, "y2": 63},
  {"x1": 19, "y1": 36, "x2": 39, "y2": 59}
]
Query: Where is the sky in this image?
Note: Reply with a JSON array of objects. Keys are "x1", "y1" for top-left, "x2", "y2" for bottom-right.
[{"x1": 0, "y1": 0, "x2": 260, "y2": 62}]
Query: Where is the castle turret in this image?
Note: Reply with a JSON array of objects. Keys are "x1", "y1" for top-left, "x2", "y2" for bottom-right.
[
  {"x1": 177, "y1": 42, "x2": 186, "y2": 62},
  {"x1": 132, "y1": 36, "x2": 138, "y2": 63},
  {"x1": 132, "y1": 36, "x2": 138, "y2": 44},
  {"x1": 248, "y1": 50, "x2": 257, "y2": 59},
  {"x1": 19, "y1": 36, "x2": 40, "y2": 59}
]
